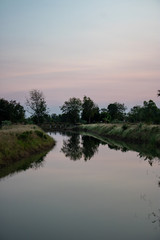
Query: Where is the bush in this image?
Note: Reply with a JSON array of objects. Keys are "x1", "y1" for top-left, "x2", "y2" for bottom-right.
[
  {"x1": 18, "y1": 131, "x2": 32, "y2": 141},
  {"x1": 2, "y1": 120, "x2": 12, "y2": 126},
  {"x1": 122, "y1": 124, "x2": 128, "y2": 131},
  {"x1": 35, "y1": 130, "x2": 47, "y2": 139}
]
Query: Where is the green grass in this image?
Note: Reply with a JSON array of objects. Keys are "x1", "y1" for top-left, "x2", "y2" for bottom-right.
[
  {"x1": 78, "y1": 123, "x2": 160, "y2": 147},
  {"x1": 0, "y1": 124, "x2": 55, "y2": 166}
]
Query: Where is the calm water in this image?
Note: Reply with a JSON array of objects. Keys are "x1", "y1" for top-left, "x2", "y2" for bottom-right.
[{"x1": 0, "y1": 132, "x2": 160, "y2": 240}]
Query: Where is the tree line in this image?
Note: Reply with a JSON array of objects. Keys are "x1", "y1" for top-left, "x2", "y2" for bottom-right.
[{"x1": 0, "y1": 89, "x2": 160, "y2": 125}]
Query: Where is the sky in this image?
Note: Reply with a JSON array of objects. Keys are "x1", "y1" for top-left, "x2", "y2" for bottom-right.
[{"x1": 0, "y1": 0, "x2": 160, "y2": 114}]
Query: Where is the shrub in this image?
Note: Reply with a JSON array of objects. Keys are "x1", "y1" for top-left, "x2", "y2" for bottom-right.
[
  {"x1": 18, "y1": 131, "x2": 32, "y2": 141},
  {"x1": 122, "y1": 124, "x2": 128, "y2": 131},
  {"x1": 35, "y1": 130, "x2": 44, "y2": 138},
  {"x1": 2, "y1": 120, "x2": 12, "y2": 126}
]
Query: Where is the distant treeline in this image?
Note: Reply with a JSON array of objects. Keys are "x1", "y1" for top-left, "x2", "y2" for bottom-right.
[{"x1": 1, "y1": 89, "x2": 160, "y2": 125}]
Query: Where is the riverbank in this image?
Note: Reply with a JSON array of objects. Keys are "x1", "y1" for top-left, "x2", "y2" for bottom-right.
[
  {"x1": 0, "y1": 124, "x2": 55, "y2": 167},
  {"x1": 76, "y1": 123, "x2": 160, "y2": 147}
]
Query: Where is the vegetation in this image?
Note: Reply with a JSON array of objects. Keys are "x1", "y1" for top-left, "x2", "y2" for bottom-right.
[
  {"x1": 0, "y1": 89, "x2": 160, "y2": 169},
  {"x1": 26, "y1": 89, "x2": 48, "y2": 124},
  {"x1": 0, "y1": 124, "x2": 55, "y2": 166},
  {"x1": 76, "y1": 123, "x2": 160, "y2": 147},
  {"x1": 60, "y1": 97, "x2": 82, "y2": 124},
  {"x1": 53, "y1": 95, "x2": 160, "y2": 125},
  {"x1": 107, "y1": 102, "x2": 127, "y2": 122},
  {"x1": 127, "y1": 100, "x2": 160, "y2": 124},
  {"x1": 1, "y1": 89, "x2": 160, "y2": 126},
  {"x1": 0, "y1": 98, "x2": 25, "y2": 125},
  {"x1": 81, "y1": 96, "x2": 99, "y2": 123}
]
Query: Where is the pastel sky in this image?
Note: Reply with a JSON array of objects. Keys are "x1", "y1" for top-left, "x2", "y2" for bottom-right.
[{"x1": 0, "y1": 0, "x2": 160, "y2": 113}]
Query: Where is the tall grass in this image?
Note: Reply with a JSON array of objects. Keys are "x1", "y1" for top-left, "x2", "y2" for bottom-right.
[
  {"x1": 0, "y1": 124, "x2": 55, "y2": 166},
  {"x1": 78, "y1": 123, "x2": 160, "y2": 146}
]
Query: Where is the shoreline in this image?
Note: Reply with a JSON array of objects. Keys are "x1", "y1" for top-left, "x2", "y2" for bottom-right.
[{"x1": 74, "y1": 123, "x2": 160, "y2": 147}]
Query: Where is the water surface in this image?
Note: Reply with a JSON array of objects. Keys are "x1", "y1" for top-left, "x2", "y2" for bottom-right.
[{"x1": 0, "y1": 132, "x2": 160, "y2": 240}]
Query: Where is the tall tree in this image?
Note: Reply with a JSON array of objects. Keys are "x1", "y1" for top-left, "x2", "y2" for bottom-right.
[
  {"x1": 0, "y1": 98, "x2": 25, "y2": 124},
  {"x1": 26, "y1": 89, "x2": 48, "y2": 124},
  {"x1": 60, "y1": 97, "x2": 82, "y2": 124},
  {"x1": 81, "y1": 96, "x2": 99, "y2": 123},
  {"x1": 107, "y1": 102, "x2": 127, "y2": 121}
]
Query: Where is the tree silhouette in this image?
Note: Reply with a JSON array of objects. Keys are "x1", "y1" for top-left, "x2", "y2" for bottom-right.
[
  {"x1": 0, "y1": 98, "x2": 25, "y2": 124},
  {"x1": 26, "y1": 89, "x2": 48, "y2": 124},
  {"x1": 60, "y1": 97, "x2": 82, "y2": 124},
  {"x1": 81, "y1": 96, "x2": 99, "y2": 123}
]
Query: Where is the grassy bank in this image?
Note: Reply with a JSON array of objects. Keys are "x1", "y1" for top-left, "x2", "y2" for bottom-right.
[
  {"x1": 0, "y1": 124, "x2": 55, "y2": 167},
  {"x1": 77, "y1": 123, "x2": 160, "y2": 147}
]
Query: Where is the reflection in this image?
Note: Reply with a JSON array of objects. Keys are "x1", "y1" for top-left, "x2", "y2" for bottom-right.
[
  {"x1": 0, "y1": 151, "x2": 48, "y2": 180},
  {"x1": 61, "y1": 134, "x2": 83, "y2": 160},
  {"x1": 61, "y1": 133, "x2": 102, "y2": 161},
  {"x1": 60, "y1": 131, "x2": 160, "y2": 165},
  {"x1": 82, "y1": 136, "x2": 100, "y2": 161},
  {"x1": 103, "y1": 137, "x2": 160, "y2": 164},
  {"x1": 60, "y1": 131, "x2": 160, "y2": 187}
]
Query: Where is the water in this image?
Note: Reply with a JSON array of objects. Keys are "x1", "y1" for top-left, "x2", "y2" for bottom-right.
[{"x1": 0, "y1": 132, "x2": 160, "y2": 240}]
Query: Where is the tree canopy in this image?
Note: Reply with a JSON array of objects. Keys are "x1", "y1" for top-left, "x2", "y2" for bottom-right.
[
  {"x1": 0, "y1": 98, "x2": 25, "y2": 124},
  {"x1": 127, "y1": 100, "x2": 160, "y2": 124},
  {"x1": 81, "y1": 96, "x2": 99, "y2": 123},
  {"x1": 107, "y1": 102, "x2": 127, "y2": 121},
  {"x1": 60, "y1": 97, "x2": 82, "y2": 124},
  {"x1": 26, "y1": 89, "x2": 48, "y2": 123}
]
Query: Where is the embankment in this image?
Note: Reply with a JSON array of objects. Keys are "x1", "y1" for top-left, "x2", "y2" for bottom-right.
[
  {"x1": 76, "y1": 123, "x2": 160, "y2": 147},
  {"x1": 0, "y1": 124, "x2": 55, "y2": 167}
]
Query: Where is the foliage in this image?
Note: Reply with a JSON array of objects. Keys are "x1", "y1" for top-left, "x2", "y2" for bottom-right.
[
  {"x1": 18, "y1": 131, "x2": 33, "y2": 141},
  {"x1": 127, "y1": 100, "x2": 160, "y2": 124},
  {"x1": 100, "y1": 108, "x2": 111, "y2": 123},
  {"x1": 26, "y1": 89, "x2": 48, "y2": 124},
  {"x1": 0, "y1": 98, "x2": 25, "y2": 125},
  {"x1": 60, "y1": 97, "x2": 82, "y2": 124},
  {"x1": 1, "y1": 120, "x2": 12, "y2": 126},
  {"x1": 107, "y1": 102, "x2": 127, "y2": 121},
  {"x1": 81, "y1": 96, "x2": 100, "y2": 123}
]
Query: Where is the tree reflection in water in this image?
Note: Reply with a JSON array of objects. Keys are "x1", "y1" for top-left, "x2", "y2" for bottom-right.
[
  {"x1": 82, "y1": 136, "x2": 100, "y2": 161},
  {"x1": 61, "y1": 132, "x2": 160, "y2": 189},
  {"x1": 61, "y1": 134, "x2": 83, "y2": 160},
  {"x1": 61, "y1": 134, "x2": 101, "y2": 161}
]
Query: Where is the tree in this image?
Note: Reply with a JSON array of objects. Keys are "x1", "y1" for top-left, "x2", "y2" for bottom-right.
[
  {"x1": 157, "y1": 90, "x2": 160, "y2": 97},
  {"x1": 60, "y1": 97, "x2": 82, "y2": 124},
  {"x1": 127, "y1": 105, "x2": 142, "y2": 123},
  {"x1": 81, "y1": 96, "x2": 99, "y2": 123},
  {"x1": 100, "y1": 108, "x2": 111, "y2": 123},
  {"x1": 0, "y1": 98, "x2": 25, "y2": 124},
  {"x1": 127, "y1": 100, "x2": 160, "y2": 124},
  {"x1": 142, "y1": 100, "x2": 160, "y2": 124},
  {"x1": 107, "y1": 102, "x2": 127, "y2": 121},
  {"x1": 26, "y1": 89, "x2": 48, "y2": 124}
]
